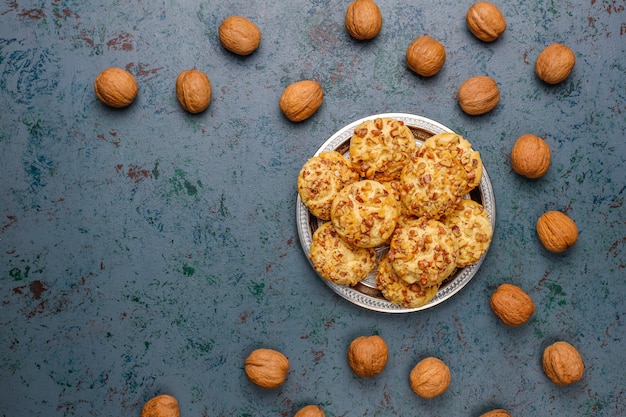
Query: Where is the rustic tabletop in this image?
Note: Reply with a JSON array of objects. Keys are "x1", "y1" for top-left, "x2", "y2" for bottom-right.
[{"x1": 1, "y1": 1, "x2": 625, "y2": 416}]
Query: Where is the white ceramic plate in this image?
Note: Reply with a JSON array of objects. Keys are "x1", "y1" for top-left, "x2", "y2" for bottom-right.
[{"x1": 296, "y1": 113, "x2": 496, "y2": 313}]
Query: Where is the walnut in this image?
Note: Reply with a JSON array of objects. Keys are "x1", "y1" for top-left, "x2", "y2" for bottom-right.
[
  {"x1": 536, "y1": 43, "x2": 575, "y2": 84},
  {"x1": 244, "y1": 348, "x2": 290, "y2": 389},
  {"x1": 294, "y1": 405, "x2": 325, "y2": 417},
  {"x1": 466, "y1": 2, "x2": 507, "y2": 42},
  {"x1": 480, "y1": 410, "x2": 512, "y2": 417},
  {"x1": 347, "y1": 335, "x2": 388, "y2": 377},
  {"x1": 409, "y1": 357, "x2": 451, "y2": 398},
  {"x1": 511, "y1": 134, "x2": 551, "y2": 178},
  {"x1": 279, "y1": 80, "x2": 324, "y2": 122},
  {"x1": 542, "y1": 341, "x2": 585, "y2": 385},
  {"x1": 218, "y1": 16, "x2": 262, "y2": 56},
  {"x1": 176, "y1": 69, "x2": 212, "y2": 114},
  {"x1": 490, "y1": 283, "x2": 535, "y2": 326},
  {"x1": 457, "y1": 75, "x2": 500, "y2": 115},
  {"x1": 94, "y1": 67, "x2": 138, "y2": 108},
  {"x1": 140, "y1": 394, "x2": 180, "y2": 417},
  {"x1": 406, "y1": 35, "x2": 446, "y2": 77},
  {"x1": 536, "y1": 211, "x2": 578, "y2": 253},
  {"x1": 345, "y1": 0, "x2": 383, "y2": 40}
]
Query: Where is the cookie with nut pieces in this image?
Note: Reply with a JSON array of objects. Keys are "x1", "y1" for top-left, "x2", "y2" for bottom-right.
[
  {"x1": 349, "y1": 117, "x2": 417, "y2": 182},
  {"x1": 297, "y1": 151, "x2": 360, "y2": 220},
  {"x1": 330, "y1": 179, "x2": 399, "y2": 248},
  {"x1": 308, "y1": 222, "x2": 377, "y2": 287},
  {"x1": 442, "y1": 199, "x2": 492, "y2": 267},
  {"x1": 388, "y1": 217, "x2": 458, "y2": 288}
]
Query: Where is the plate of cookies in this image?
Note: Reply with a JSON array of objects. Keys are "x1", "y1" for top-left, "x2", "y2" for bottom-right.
[{"x1": 296, "y1": 113, "x2": 496, "y2": 313}]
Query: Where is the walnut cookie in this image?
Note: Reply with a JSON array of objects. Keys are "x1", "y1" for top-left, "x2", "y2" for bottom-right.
[
  {"x1": 297, "y1": 151, "x2": 360, "y2": 220},
  {"x1": 376, "y1": 253, "x2": 439, "y2": 308},
  {"x1": 349, "y1": 117, "x2": 417, "y2": 182},
  {"x1": 400, "y1": 154, "x2": 469, "y2": 220},
  {"x1": 441, "y1": 199, "x2": 492, "y2": 267},
  {"x1": 308, "y1": 222, "x2": 377, "y2": 287},
  {"x1": 330, "y1": 179, "x2": 399, "y2": 248},
  {"x1": 388, "y1": 217, "x2": 458, "y2": 288},
  {"x1": 417, "y1": 132, "x2": 483, "y2": 193}
]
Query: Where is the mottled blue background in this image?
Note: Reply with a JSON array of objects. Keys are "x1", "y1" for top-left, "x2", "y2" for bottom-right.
[{"x1": 1, "y1": 1, "x2": 624, "y2": 416}]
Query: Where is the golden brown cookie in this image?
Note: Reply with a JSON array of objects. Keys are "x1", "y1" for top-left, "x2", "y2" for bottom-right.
[
  {"x1": 442, "y1": 199, "x2": 492, "y2": 267},
  {"x1": 330, "y1": 180, "x2": 399, "y2": 248},
  {"x1": 376, "y1": 253, "x2": 439, "y2": 308},
  {"x1": 308, "y1": 222, "x2": 376, "y2": 286},
  {"x1": 298, "y1": 151, "x2": 360, "y2": 220},
  {"x1": 399, "y1": 155, "x2": 468, "y2": 220},
  {"x1": 388, "y1": 217, "x2": 458, "y2": 287},
  {"x1": 349, "y1": 117, "x2": 417, "y2": 182},
  {"x1": 418, "y1": 132, "x2": 483, "y2": 193}
]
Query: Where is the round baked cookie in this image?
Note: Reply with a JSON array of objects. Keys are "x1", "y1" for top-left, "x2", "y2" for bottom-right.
[
  {"x1": 382, "y1": 180, "x2": 417, "y2": 232},
  {"x1": 400, "y1": 155, "x2": 469, "y2": 220},
  {"x1": 298, "y1": 151, "x2": 360, "y2": 220},
  {"x1": 376, "y1": 253, "x2": 439, "y2": 308},
  {"x1": 349, "y1": 117, "x2": 417, "y2": 182},
  {"x1": 331, "y1": 179, "x2": 399, "y2": 248},
  {"x1": 442, "y1": 199, "x2": 493, "y2": 267},
  {"x1": 308, "y1": 222, "x2": 377, "y2": 286},
  {"x1": 418, "y1": 132, "x2": 483, "y2": 193},
  {"x1": 388, "y1": 217, "x2": 458, "y2": 287}
]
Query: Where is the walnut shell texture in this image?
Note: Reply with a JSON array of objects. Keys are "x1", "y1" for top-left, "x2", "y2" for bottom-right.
[
  {"x1": 219, "y1": 16, "x2": 262, "y2": 56},
  {"x1": 244, "y1": 348, "x2": 290, "y2": 389},
  {"x1": 490, "y1": 283, "x2": 535, "y2": 326},
  {"x1": 536, "y1": 43, "x2": 576, "y2": 84},
  {"x1": 279, "y1": 80, "x2": 324, "y2": 122},
  {"x1": 347, "y1": 335, "x2": 389, "y2": 377},
  {"x1": 176, "y1": 69, "x2": 212, "y2": 114},
  {"x1": 406, "y1": 35, "x2": 446, "y2": 77},
  {"x1": 345, "y1": 0, "x2": 383, "y2": 40},
  {"x1": 141, "y1": 394, "x2": 180, "y2": 417},
  {"x1": 94, "y1": 67, "x2": 138, "y2": 108},
  {"x1": 480, "y1": 410, "x2": 512, "y2": 417},
  {"x1": 536, "y1": 211, "x2": 578, "y2": 253},
  {"x1": 511, "y1": 134, "x2": 551, "y2": 178},
  {"x1": 294, "y1": 404, "x2": 326, "y2": 417},
  {"x1": 542, "y1": 341, "x2": 585, "y2": 385},
  {"x1": 409, "y1": 356, "x2": 451, "y2": 398},
  {"x1": 457, "y1": 75, "x2": 500, "y2": 115},
  {"x1": 466, "y1": 2, "x2": 507, "y2": 42}
]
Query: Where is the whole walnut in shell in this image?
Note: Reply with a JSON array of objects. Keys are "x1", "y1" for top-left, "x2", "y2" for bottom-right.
[
  {"x1": 244, "y1": 348, "x2": 289, "y2": 389},
  {"x1": 490, "y1": 283, "x2": 535, "y2": 326},
  {"x1": 466, "y1": 2, "x2": 507, "y2": 42},
  {"x1": 542, "y1": 341, "x2": 585, "y2": 385},
  {"x1": 347, "y1": 335, "x2": 388, "y2": 377},
  {"x1": 409, "y1": 357, "x2": 451, "y2": 398},
  {"x1": 511, "y1": 134, "x2": 551, "y2": 179},
  {"x1": 345, "y1": 0, "x2": 383, "y2": 40},
  {"x1": 219, "y1": 16, "x2": 262, "y2": 56},
  {"x1": 141, "y1": 394, "x2": 180, "y2": 417},
  {"x1": 176, "y1": 69, "x2": 212, "y2": 114},
  {"x1": 457, "y1": 75, "x2": 500, "y2": 115},
  {"x1": 480, "y1": 410, "x2": 512, "y2": 417},
  {"x1": 294, "y1": 405, "x2": 325, "y2": 417},
  {"x1": 94, "y1": 67, "x2": 138, "y2": 108},
  {"x1": 406, "y1": 35, "x2": 446, "y2": 77},
  {"x1": 536, "y1": 211, "x2": 578, "y2": 253},
  {"x1": 279, "y1": 80, "x2": 324, "y2": 122},
  {"x1": 536, "y1": 43, "x2": 576, "y2": 84}
]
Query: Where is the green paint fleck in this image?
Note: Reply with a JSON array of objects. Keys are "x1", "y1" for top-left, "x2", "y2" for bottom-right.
[
  {"x1": 9, "y1": 266, "x2": 30, "y2": 281},
  {"x1": 182, "y1": 265, "x2": 195, "y2": 276},
  {"x1": 144, "y1": 341, "x2": 150, "y2": 349},
  {"x1": 248, "y1": 281, "x2": 265, "y2": 298},
  {"x1": 106, "y1": 332, "x2": 113, "y2": 339}
]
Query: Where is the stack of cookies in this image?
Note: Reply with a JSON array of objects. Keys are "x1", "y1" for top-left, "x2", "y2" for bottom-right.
[{"x1": 297, "y1": 117, "x2": 493, "y2": 308}]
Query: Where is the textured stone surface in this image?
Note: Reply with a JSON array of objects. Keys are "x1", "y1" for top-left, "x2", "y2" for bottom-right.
[{"x1": 1, "y1": 1, "x2": 624, "y2": 416}]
